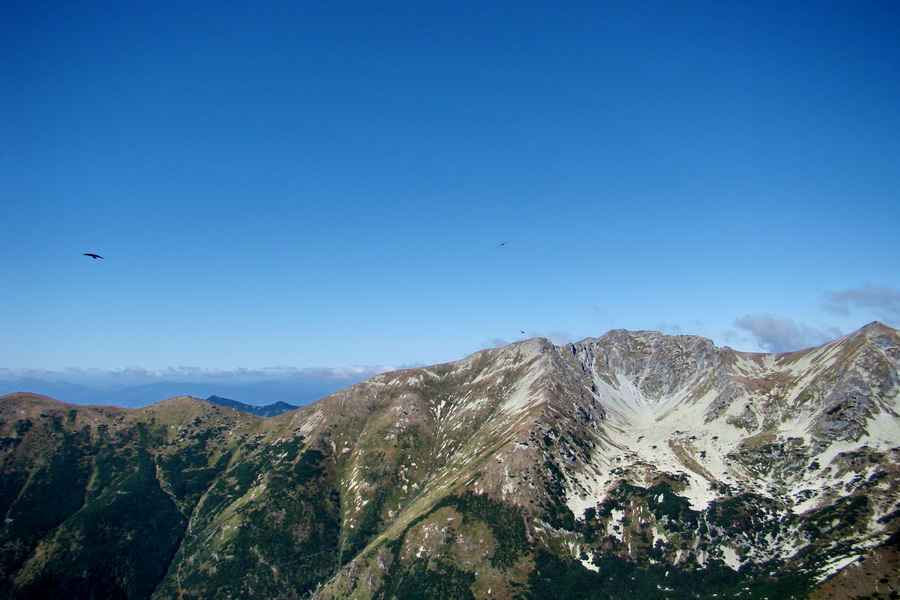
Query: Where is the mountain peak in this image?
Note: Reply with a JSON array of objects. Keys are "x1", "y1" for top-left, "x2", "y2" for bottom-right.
[
  {"x1": 854, "y1": 320, "x2": 899, "y2": 341},
  {"x1": 860, "y1": 320, "x2": 894, "y2": 331}
]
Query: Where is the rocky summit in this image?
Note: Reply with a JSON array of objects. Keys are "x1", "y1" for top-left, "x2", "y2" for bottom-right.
[{"x1": 1, "y1": 323, "x2": 898, "y2": 599}]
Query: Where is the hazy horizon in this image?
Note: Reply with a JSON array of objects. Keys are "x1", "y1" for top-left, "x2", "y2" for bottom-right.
[{"x1": 4, "y1": 320, "x2": 898, "y2": 402}]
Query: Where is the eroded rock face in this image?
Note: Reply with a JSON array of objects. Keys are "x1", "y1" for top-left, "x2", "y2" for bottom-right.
[
  {"x1": 1, "y1": 323, "x2": 898, "y2": 600},
  {"x1": 573, "y1": 330, "x2": 725, "y2": 402}
]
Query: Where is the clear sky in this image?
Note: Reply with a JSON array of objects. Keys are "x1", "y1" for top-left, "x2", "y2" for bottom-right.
[{"x1": 2, "y1": 1, "x2": 899, "y2": 385}]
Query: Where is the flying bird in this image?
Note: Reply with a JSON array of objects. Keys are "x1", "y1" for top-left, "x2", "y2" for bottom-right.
[
  {"x1": 83, "y1": 253, "x2": 104, "y2": 259},
  {"x1": 498, "y1": 241, "x2": 507, "y2": 247}
]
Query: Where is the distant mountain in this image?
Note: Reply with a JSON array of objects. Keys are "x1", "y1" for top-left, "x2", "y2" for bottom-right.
[
  {"x1": 0, "y1": 378, "x2": 106, "y2": 405},
  {"x1": 0, "y1": 378, "x2": 356, "y2": 408},
  {"x1": 1, "y1": 322, "x2": 898, "y2": 599},
  {"x1": 205, "y1": 395, "x2": 298, "y2": 417}
]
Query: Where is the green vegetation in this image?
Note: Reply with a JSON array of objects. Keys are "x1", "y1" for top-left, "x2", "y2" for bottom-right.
[
  {"x1": 1, "y1": 425, "x2": 92, "y2": 582},
  {"x1": 435, "y1": 492, "x2": 530, "y2": 568},
  {"x1": 374, "y1": 492, "x2": 529, "y2": 599},
  {"x1": 16, "y1": 448, "x2": 186, "y2": 599},
  {"x1": 529, "y1": 549, "x2": 816, "y2": 600},
  {"x1": 382, "y1": 558, "x2": 476, "y2": 600},
  {"x1": 160, "y1": 441, "x2": 342, "y2": 599}
]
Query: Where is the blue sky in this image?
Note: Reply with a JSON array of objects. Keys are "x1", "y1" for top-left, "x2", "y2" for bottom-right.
[{"x1": 2, "y1": 1, "x2": 899, "y2": 387}]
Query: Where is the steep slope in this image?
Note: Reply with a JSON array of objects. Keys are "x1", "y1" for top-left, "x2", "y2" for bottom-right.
[{"x1": 1, "y1": 323, "x2": 898, "y2": 599}]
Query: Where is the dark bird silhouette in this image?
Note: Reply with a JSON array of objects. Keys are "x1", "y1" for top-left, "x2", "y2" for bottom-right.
[
  {"x1": 498, "y1": 241, "x2": 507, "y2": 247},
  {"x1": 83, "y1": 253, "x2": 104, "y2": 259}
]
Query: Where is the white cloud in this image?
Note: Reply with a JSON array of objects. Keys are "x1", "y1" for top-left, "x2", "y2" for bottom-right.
[
  {"x1": 482, "y1": 338, "x2": 510, "y2": 349},
  {"x1": 734, "y1": 315, "x2": 840, "y2": 353},
  {"x1": 824, "y1": 284, "x2": 900, "y2": 324},
  {"x1": 279, "y1": 365, "x2": 397, "y2": 380},
  {"x1": 1, "y1": 365, "x2": 395, "y2": 385},
  {"x1": 541, "y1": 331, "x2": 576, "y2": 346},
  {"x1": 120, "y1": 366, "x2": 165, "y2": 378},
  {"x1": 482, "y1": 332, "x2": 575, "y2": 350},
  {"x1": 653, "y1": 322, "x2": 684, "y2": 335}
]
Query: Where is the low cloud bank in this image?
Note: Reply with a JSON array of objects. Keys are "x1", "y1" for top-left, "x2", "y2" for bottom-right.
[
  {"x1": 731, "y1": 284, "x2": 899, "y2": 353},
  {"x1": 0, "y1": 365, "x2": 399, "y2": 407},
  {"x1": 1, "y1": 364, "x2": 396, "y2": 385},
  {"x1": 733, "y1": 315, "x2": 840, "y2": 353},
  {"x1": 824, "y1": 284, "x2": 900, "y2": 322}
]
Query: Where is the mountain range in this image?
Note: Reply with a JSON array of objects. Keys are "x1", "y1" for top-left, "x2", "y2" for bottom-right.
[
  {"x1": 1, "y1": 322, "x2": 898, "y2": 599},
  {"x1": 205, "y1": 395, "x2": 299, "y2": 417},
  {"x1": 0, "y1": 378, "x2": 357, "y2": 409}
]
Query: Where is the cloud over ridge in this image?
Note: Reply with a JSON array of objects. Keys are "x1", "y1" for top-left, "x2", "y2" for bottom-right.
[
  {"x1": 734, "y1": 315, "x2": 841, "y2": 353},
  {"x1": 824, "y1": 284, "x2": 900, "y2": 323}
]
